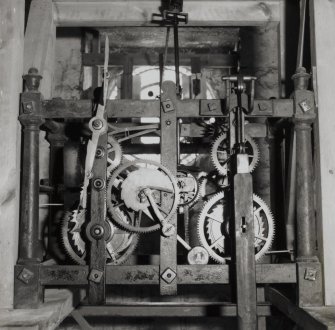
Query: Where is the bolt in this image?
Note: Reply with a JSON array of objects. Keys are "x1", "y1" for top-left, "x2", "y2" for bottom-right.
[
  {"x1": 92, "y1": 119, "x2": 103, "y2": 130},
  {"x1": 93, "y1": 178, "x2": 105, "y2": 190},
  {"x1": 94, "y1": 227, "x2": 102, "y2": 235},
  {"x1": 94, "y1": 273, "x2": 99, "y2": 279},
  {"x1": 166, "y1": 120, "x2": 171, "y2": 126},
  {"x1": 166, "y1": 103, "x2": 171, "y2": 108},
  {"x1": 96, "y1": 147, "x2": 105, "y2": 159},
  {"x1": 91, "y1": 224, "x2": 104, "y2": 240}
]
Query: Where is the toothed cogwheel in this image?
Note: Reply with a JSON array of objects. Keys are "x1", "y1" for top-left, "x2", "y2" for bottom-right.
[
  {"x1": 177, "y1": 169, "x2": 200, "y2": 212},
  {"x1": 107, "y1": 135, "x2": 122, "y2": 173},
  {"x1": 211, "y1": 133, "x2": 259, "y2": 174},
  {"x1": 107, "y1": 160, "x2": 179, "y2": 234},
  {"x1": 61, "y1": 209, "x2": 86, "y2": 264},
  {"x1": 197, "y1": 192, "x2": 274, "y2": 264},
  {"x1": 61, "y1": 207, "x2": 138, "y2": 265}
]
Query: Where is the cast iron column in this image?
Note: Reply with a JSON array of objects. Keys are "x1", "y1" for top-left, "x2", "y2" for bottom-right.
[
  {"x1": 14, "y1": 68, "x2": 44, "y2": 308},
  {"x1": 18, "y1": 68, "x2": 44, "y2": 264},
  {"x1": 292, "y1": 67, "x2": 322, "y2": 307}
]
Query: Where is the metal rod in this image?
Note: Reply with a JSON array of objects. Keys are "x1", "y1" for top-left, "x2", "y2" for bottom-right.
[
  {"x1": 296, "y1": 0, "x2": 307, "y2": 69},
  {"x1": 285, "y1": 128, "x2": 296, "y2": 254},
  {"x1": 173, "y1": 21, "x2": 181, "y2": 97}
]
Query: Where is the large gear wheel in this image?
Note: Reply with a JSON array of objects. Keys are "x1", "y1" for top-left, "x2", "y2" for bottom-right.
[
  {"x1": 197, "y1": 192, "x2": 274, "y2": 264},
  {"x1": 211, "y1": 133, "x2": 259, "y2": 174},
  {"x1": 107, "y1": 160, "x2": 179, "y2": 234},
  {"x1": 61, "y1": 207, "x2": 138, "y2": 265}
]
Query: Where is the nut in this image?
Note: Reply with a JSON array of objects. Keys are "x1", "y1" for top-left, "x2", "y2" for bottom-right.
[
  {"x1": 18, "y1": 268, "x2": 34, "y2": 284},
  {"x1": 304, "y1": 268, "x2": 317, "y2": 281},
  {"x1": 92, "y1": 119, "x2": 103, "y2": 130},
  {"x1": 299, "y1": 99, "x2": 312, "y2": 113},
  {"x1": 95, "y1": 147, "x2": 105, "y2": 159},
  {"x1": 162, "y1": 100, "x2": 175, "y2": 112},
  {"x1": 161, "y1": 268, "x2": 176, "y2": 284},
  {"x1": 88, "y1": 269, "x2": 103, "y2": 283}
]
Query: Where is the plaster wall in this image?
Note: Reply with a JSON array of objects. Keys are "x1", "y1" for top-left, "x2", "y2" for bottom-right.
[{"x1": 0, "y1": 0, "x2": 24, "y2": 308}]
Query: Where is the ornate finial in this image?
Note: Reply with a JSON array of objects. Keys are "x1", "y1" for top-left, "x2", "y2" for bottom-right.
[
  {"x1": 23, "y1": 67, "x2": 42, "y2": 92},
  {"x1": 292, "y1": 67, "x2": 310, "y2": 91}
]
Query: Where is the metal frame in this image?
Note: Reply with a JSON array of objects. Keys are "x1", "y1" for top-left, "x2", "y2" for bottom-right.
[{"x1": 14, "y1": 1, "x2": 325, "y2": 329}]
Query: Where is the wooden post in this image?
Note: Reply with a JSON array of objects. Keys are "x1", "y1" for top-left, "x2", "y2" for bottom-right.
[
  {"x1": 0, "y1": 0, "x2": 24, "y2": 309},
  {"x1": 233, "y1": 169, "x2": 257, "y2": 330}
]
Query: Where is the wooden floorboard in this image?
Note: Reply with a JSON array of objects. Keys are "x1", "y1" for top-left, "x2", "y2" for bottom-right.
[
  {"x1": 304, "y1": 307, "x2": 335, "y2": 330},
  {"x1": 0, "y1": 289, "x2": 76, "y2": 329},
  {"x1": 266, "y1": 287, "x2": 334, "y2": 330}
]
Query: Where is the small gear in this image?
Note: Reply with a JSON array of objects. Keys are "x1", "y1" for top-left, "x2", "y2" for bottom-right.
[
  {"x1": 199, "y1": 174, "x2": 227, "y2": 200},
  {"x1": 177, "y1": 169, "x2": 200, "y2": 211},
  {"x1": 211, "y1": 133, "x2": 259, "y2": 174},
  {"x1": 197, "y1": 192, "x2": 275, "y2": 264},
  {"x1": 107, "y1": 160, "x2": 179, "y2": 234},
  {"x1": 61, "y1": 207, "x2": 138, "y2": 265},
  {"x1": 107, "y1": 135, "x2": 122, "y2": 173}
]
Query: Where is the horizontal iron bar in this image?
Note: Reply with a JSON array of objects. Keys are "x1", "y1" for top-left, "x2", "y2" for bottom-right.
[
  {"x1": 53, "y1": 1, "x2": 280, "y2": 27},
  {"x1": 76, "y1": 302, "x2": 272, "y2": 317},
  {"x1": 82, "y1": 52, "x2": 237, "y2": 67},
  {"x1": 40, "y1": 264, "x2": 296, "y2": 286},
  {"x1": 43, "y1": 99, "x2": 293, "y2": 119}
]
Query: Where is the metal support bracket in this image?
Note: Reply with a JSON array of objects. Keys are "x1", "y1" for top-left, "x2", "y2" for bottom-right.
[
  {"x1": 14, "y1": 265, "x2": 43, "y2": 309},
  {"x1": 160, "y1": 81, "x2": 178, "y2": 295}
]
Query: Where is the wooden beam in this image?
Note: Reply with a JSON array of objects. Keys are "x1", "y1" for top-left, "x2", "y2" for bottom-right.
[
  {"x1": 266, "y1": 287, "x2": 328, "y2": 330},
  {"x1": 76, "y1": 303, "x2": 272, "y2": 318},
  {"x1": 24, "y1": 0, "x2": 55, "y2": 76},
  {"x1": 52, "y1": 1, "x2": 281, "y2": 27},
  {"x1": 310, "y1": 0, "x2": 335, "y2": 305}
]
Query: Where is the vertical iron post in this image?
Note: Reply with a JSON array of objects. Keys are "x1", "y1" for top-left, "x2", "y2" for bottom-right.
[
  {"x1": 292, "y1": 67, "x2": 323, "y2": 307},
  {"x1": 15, "y1": 68, "x2": 44, "y2": 308},
  {"x1": 18, "y1": 68, "x2": 44, "y2": 265}
]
